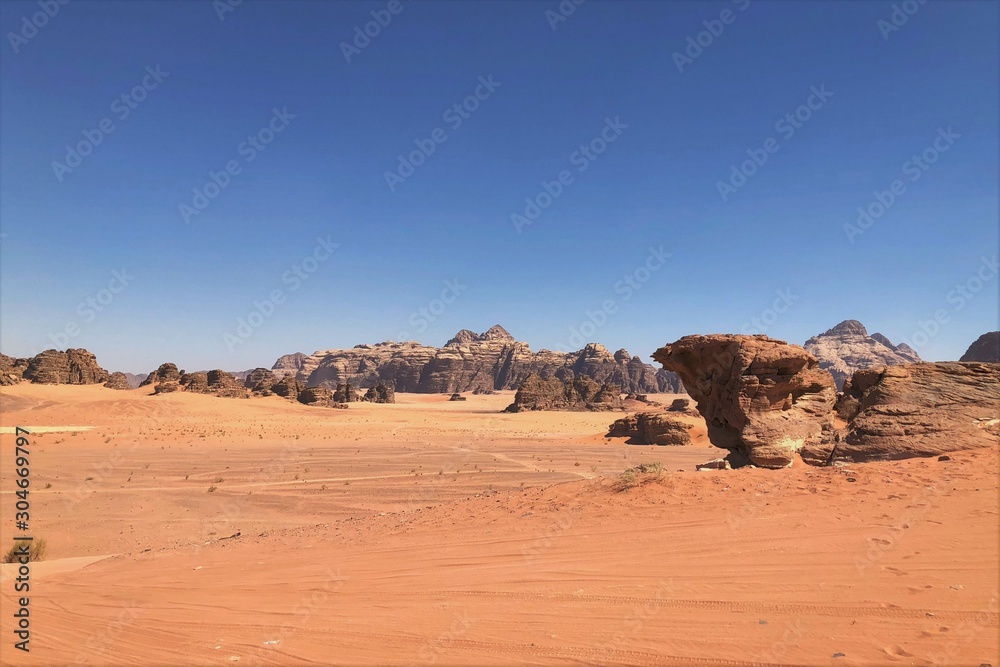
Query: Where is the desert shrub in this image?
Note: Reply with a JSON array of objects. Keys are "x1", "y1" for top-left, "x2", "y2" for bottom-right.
[
  {"x1": 611, "y1": 462, "x2": 663, "y2": 492},
  {"x1": 3, "y1": 538, "x2": 47, "y2": 563}
]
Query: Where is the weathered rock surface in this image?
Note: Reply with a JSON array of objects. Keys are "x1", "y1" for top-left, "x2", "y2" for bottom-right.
[
  {"x1": 607, "y1": 413, "x2": 692, "y2": 445},
  {"x1": 245, "y1": 368, "x2": 277, "y2": 394},
  {"x1": 153, "y1": 381, "x2": 180, "y2": 394},
  {"x1": 271, "y1": 376, "x2": 305, "y2": 401},
  {"x1": 363, "y1": 383, "x2": 395, "y2": 403},
  {"x1": 23, "y1": 349, "x2": 110, "y2": 385},
  {"x1": 0, "y1": 354, "x2": 29, "y2": 386},
  {"x1": 297, "y1": 386, "x2": 335, "y2": 407},
  {"x1": 504, "y1": 373, "x2": 625, "y2": 413},
  {"x1": 653, "y1": 335, "x2": 836, "y2": 468},
  {"x1": 804, "y1": 362, "x2": 1000, "y2": 464},
  {"x1": 803, "y1": 320, "x2": 921, "y2": 390},
  {"x1": 960, "y1": 332, "x2": 1000, "y2": 362},
  {"x1": 333, "y1": 383, "x2": 361, "y2": 403},
  {"x1": 275, "y1": 326, "x2": 683, "y2": 395},
  {"x1": 141, "y1": 363, "x2": 181, "y2": 387},
  {"x1": 103, "y1": 372, "x2": 133, "y2": 390},
  {"x1": 271, "y1": 352, "x2": 308, "y2": 376}
]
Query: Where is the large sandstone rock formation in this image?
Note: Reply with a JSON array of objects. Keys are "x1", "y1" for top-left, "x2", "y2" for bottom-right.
[
  {"x1": 803, "y1": 320, "x2": 921, "y2": 390},
  {"x1": 274, "y1": 326, "x2": 682, "y2": 395},
  {"x1": 653, "y1": 335, "x2": 836, "y2": 468},
  {"x1": 23, "y1": 349, "x2": 109, "y2": 385},
  {"x1": 0, "y1": 354, "x2": 30, "y2": 386},
  {"x1": 272, "y1": 352, "x2": 307, "y2": 376},
  {"x1": 607, "y1": 413, "x2": 692, "y2": 446},
  {"x1": 363, "y1": 383, "x2": 395, "y2": 403},
  {"x1": 244, "y1": 368, "x2": 277, "y2": 393},
  {"x1": 104, "y1": 372, "x2": 133, "y2": 390},
  {"x1": 804, "y1": 362, "x2": 1000, "y2": 464},
  {"x1": 141, "y1": 363, "x2": 182, "y2": 387},
  {"x1": 297, "y1": 386, "x2": 335, "y2": 407},
  {"x1": 503, "y1": 373, "x2": 625, "y2": 413},
  {"x1": 960, "y1": 332, "x2": 1000, "y2": 362}
]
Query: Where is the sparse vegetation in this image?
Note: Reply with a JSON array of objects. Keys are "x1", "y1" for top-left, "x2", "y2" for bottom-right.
[
  {"x1": 612, "y1": 462, "x2": 663, "y2": 492},
  {"x1": 3, "y1": 538, "x2": 47, "y2": 563}
]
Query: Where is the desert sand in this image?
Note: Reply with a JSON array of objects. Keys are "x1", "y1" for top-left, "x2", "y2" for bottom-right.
[{"x1": 0, "y1": 384, "x2": 997, "y2": 666}]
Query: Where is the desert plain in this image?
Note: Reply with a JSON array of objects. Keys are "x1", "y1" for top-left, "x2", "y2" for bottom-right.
[{"x1": 0, "y1": 383, "x2": 997, "y2": 667}]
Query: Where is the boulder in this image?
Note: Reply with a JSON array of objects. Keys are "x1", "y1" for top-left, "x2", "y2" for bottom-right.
[
  {"x1": 103, "y1": 372, "x2": 133, "y2": 390},
  {"x1": 804, "y1": 362, "x2": 1000, "y2": 464},
  {"x1": 653, "y1": 334, "x2": 836, "y2": 468},
  {"x1": 606, "y1": 412, "x2": 692, "y2": 445},
  {"x1": 803, "y1": 320, "x2": 921, "y2": 390},
  {"x1": 960, "y1": 332, "x2": 1000, "y2": 362},
  {"x1": 696, "y1": 458, "x2": 731, "y2": 471},
  {"x1": 667, "y1": 398, "x2": 691, "y2": 412},
  {"x1": 504, "y1": 373, "x2": 625, "y2": 413},
  {"x1": 449, "y1": 393, "x2": 467, "y2": 401}
]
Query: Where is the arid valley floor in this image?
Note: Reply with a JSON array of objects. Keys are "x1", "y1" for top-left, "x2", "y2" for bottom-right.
[{"x1": 0, "y1": 384, "x2": 997, "y2": 666}]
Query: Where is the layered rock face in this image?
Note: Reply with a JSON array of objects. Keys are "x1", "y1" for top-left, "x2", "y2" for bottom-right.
[
  {"x1": 23, "y1": 349, "x2": 110, "y2": 385},
  {"x1": 271, "y1": 376, "x2": 305, "y2": 400},
  {"x1": 297, "y1": 386, "x2": 335, "y2": 407},
  {"x1": 503, "y1": 373, "x2": 625, "y2": 413},
  {"x1": 803, "y1": 320, "x2": 921, "y2": 390},
  {"x1": 0, "y1": 354, "x2": 30, "y2": 386},
  {"x1": 960, "y1": 332, "x2": 1000, "y2": 362},
  {"x1": 803, "y1": 362, "x2": 1000, "y2": 464},
  {"x1": 272, "y1": 352, "x2": 307, "y2": 376},
  {"x1": 244, "y1": 368, "x2": 277, "y2": 393},
  {"x1": 653, "y1": 335, "x2": 836, "y2": 468},
  {"x1": 141, "y1": 363, "x2": 181, "y2": 387},
  {"x1": 103, "y1": 372, "x2": 133, "y2": 390},
  {"x1": 278, "y1": 326, "x2": 682, "y2": 395},
  {"x1": 607, "y1": 413, "x2": 692, "y2": 446}
]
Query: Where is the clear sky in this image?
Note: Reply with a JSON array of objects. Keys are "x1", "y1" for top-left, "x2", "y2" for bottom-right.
[{"x1": 1, "y1": 0, "x2": 997, "y2": 373}]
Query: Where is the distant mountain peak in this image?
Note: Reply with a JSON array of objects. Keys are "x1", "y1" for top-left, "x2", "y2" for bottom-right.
[
  {"x1": 823, "y1": 320, "x2": 868, "y2": 337},
  {"x1": 447, "y1": 325, "x2": 515, "y2": 346}
]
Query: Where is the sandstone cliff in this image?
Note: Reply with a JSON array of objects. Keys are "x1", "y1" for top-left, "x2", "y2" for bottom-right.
[
  {"x1": 23, "y1": 349, "x2": 110, "y2": 385},
  {"x1": 275, "y1": 326, "x2": 682, "y2": 394}
]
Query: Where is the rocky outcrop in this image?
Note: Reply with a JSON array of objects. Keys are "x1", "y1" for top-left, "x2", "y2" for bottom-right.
[
  {"x1": 244, "y1": 368, "x2": 277, "y2": 393},
  {"x1": 297, "y1": 386, "x2": 335, "y2": 407},
  {"x1": 449, "y1": 393, "x2": 467, "y2": 401},
  {"x1": 607, "y1": 413, "x2": 692, "y2": 445},
  {"x1": 0, "y1": 354, "x2": 29, "y2": 386},
  {"x1": 153, "y1": 381, "x2": 180, "y2": 394},
  {"x1": 23, "y1": 349, "x2": 110, "y2": 385},
  {"x1": 803, "y1": 320, "x2": 921, "y2": 390},
  {"x1": 205, "y1": 370, "x2": 246, "y2": 398},
  {"x1": 103, "y1": 372, "x2": 133, "y2": 390},
  {"x1": 504, "y1": 373, "x2": 625, "y2": 413},
  {"x1": 333, "y1": 383, "x2": 361, "y2": 403},
  {"x1": 363, "y1": 383, "x2": 395, "y2": 403},
  {"x1": 803, "y1": 362, "x2": 1000, "y2": 464},
  {"x1": 271, "y1": 376, "x2": 305, "y2": 401},
  {"x1": 960, "y1": 332, "x2": 1000, "y2": 362},
  {"x1": 141, "y1": 363, "x2": 181, "y2": 387},
  {"x1": 275, "y1": 326, "x2": 683, "y2": 395},
  {"x1": 653, "y1": 335, "x2": 836, "y2": 468}
]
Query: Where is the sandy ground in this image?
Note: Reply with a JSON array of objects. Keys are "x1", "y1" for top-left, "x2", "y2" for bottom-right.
[{"x1": 0, "y1": 384, "x2": 997, "y2": 666}]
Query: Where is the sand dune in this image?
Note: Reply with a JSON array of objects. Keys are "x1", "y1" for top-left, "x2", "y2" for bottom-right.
[{"x1": 0, "y1": 384, "x2": 996, "y2": 666}]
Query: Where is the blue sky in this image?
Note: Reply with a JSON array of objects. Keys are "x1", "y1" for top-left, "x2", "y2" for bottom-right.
[{"x1": 1, "y1": 0, "x2": 997, "y2": 373}]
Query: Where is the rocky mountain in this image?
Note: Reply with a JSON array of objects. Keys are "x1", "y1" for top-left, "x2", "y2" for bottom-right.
[
  {"x1": 803, "y1": 320, "x2": 922, "y2": 390},
  {"x1": 22, "y1": 349, "x2": 110, "y2": 385},
  {"x1": 0, "y1": 354, "x2": 30, "y2": 386},
  {"x1": 274, "y1": 325, "x2": 682, "y2": 394},
  {"x1": 960, "y1": 331, "x2": 1000, "y2": 362}
]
